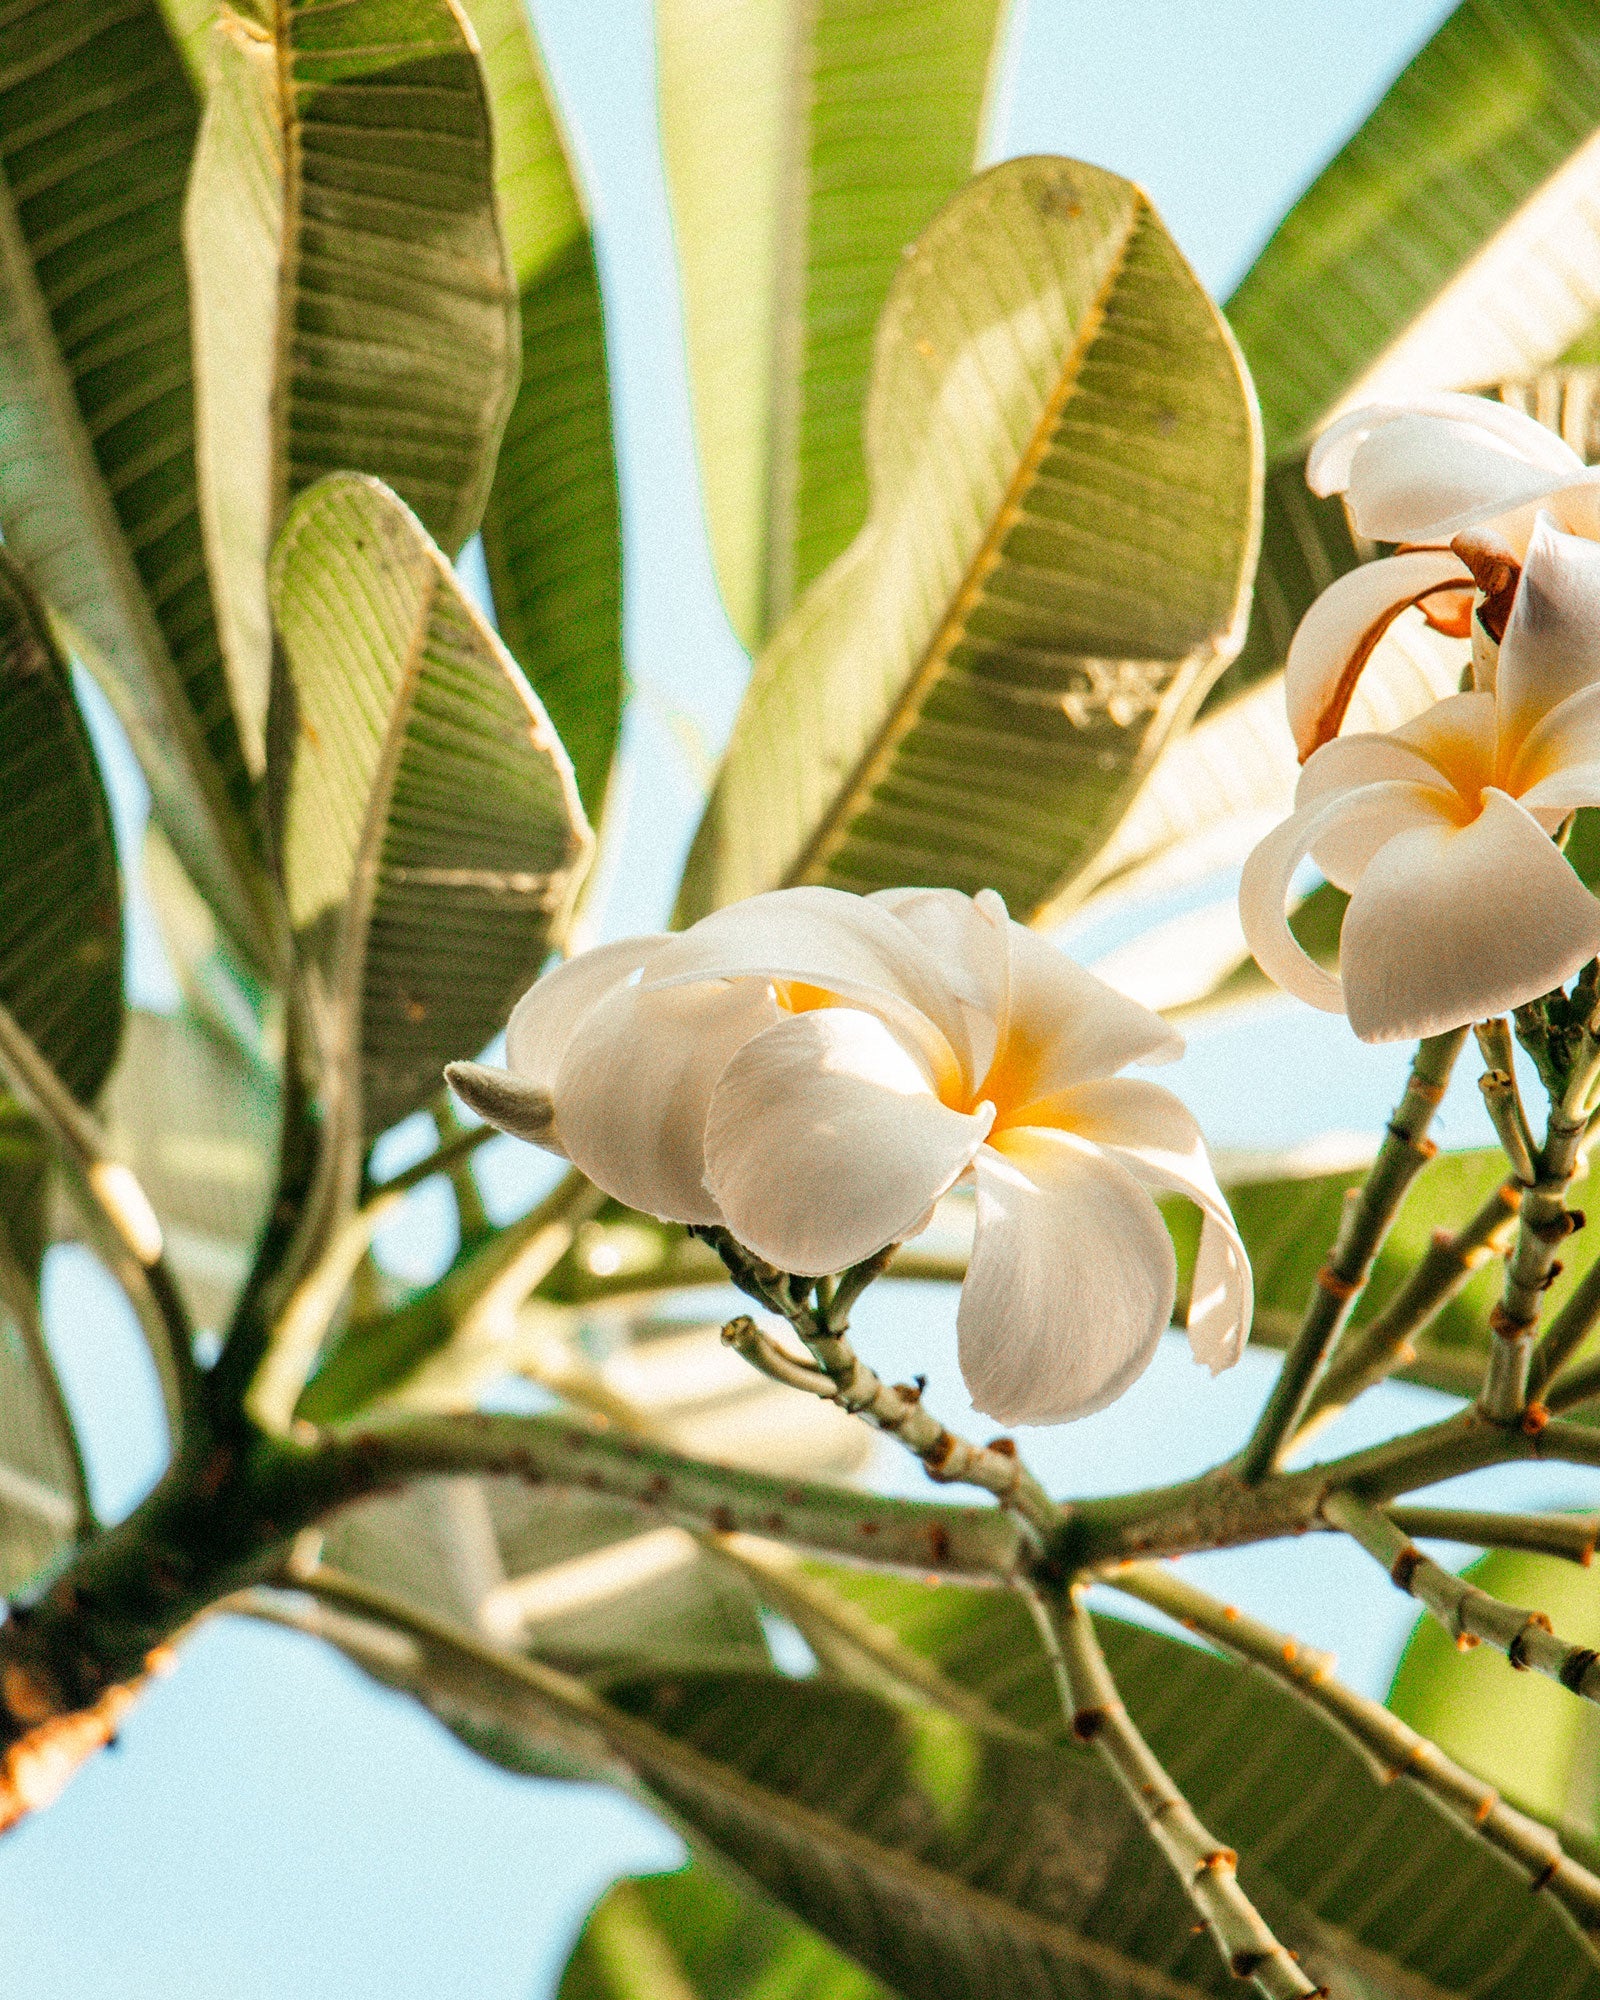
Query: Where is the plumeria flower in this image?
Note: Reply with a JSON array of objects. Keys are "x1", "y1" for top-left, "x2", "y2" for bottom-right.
[
  {"x1": 447, "y1": 886, "x2": 1251, "y2": 1425},
  {"x1": 1287, "y1": 391, "x2": 1600, "y2": 758},
  {"x1": 1241, "y1": 517, "x2": 1600, "y2": 1043}
]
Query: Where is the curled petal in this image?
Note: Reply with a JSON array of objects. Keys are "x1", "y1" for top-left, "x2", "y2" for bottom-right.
[
  {"x1": 960, "y1": 1130, "x2": 1174, "y2": 1424},
  {"x1": 444, "y1": 1061, "x2": 560, "y2": 1151},
  {"x1": 871, "y1": 886, "x2": 1010, "y2": 1076},
  {"x1": 1239, "y1": 781, "x2": 1461, "y2": 1013},
  {"x1": 641, "y1": 886, "x2": 971, "y2": 1095},
  {"x1": 1297, "y1": 728, "x2": 1464, "y2": 889},
  {"x1": 1515, "y1": 684, "x2": 1600, "y2": 814},
  {"x1": 1000, "y1": 923, "x2": 1182, "y2": 1107},
  {"x1": 554, "y1": 977, "x2": 779, "y2": 1224},
  {"x1": 703, "y1": 1008, "x2": 992, "y2": 1275},
  {"x1": 1340, "y1": 788, "x2": 1600, "y2": 1042},
  {"x1": 1285, "y1": 551, "x2": 1473, "y2": 758},
  {"x1": 1310, "y1": 395, "x2": 1583, "y2": 538},
  {"x1": 1494, "y1": 518, "x2": 1600, "y2": 756},
  {"x1": 1037, "y1": 1077, "x2": 1251, "y2": 1375},
  {"x1": 506, "y1": 935, "x2": 666, "y2": 1088}
]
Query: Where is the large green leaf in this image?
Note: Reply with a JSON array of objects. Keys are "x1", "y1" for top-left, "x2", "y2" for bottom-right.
[
  {"x1": 0, "y1": 0, "x2": 269, "y2": 964},
  {"x1": 95, "y1": 1007, "x2": 278, "y2": 1333},
  {"x1": 1390, "y1": 1546, "x2": 1600, "y2": 1846},
  {"x1": 790, "y1": 1577, "x2": 1600, "y2": 1997},
  {"x1": 677, "y1": 157, "x2": 1261, "y2": 925},
  {"x1": 561, "y1": 1868, "x2": 897, "y2": 2000},
  {"x1": 1228, "y1": 0, "x2": 1600, "y2": 458},
  {"x1": 467, "y1": 0, "x2": 623, "y2": 819},
  {"x1": 0, "y1": 1227, "x2": 86, "y2": 1590},
  {"x1": 183, "y1": 0, "x2": 521, "y2": 774},
  {"x1": 0, "y1": 551, "x2": 121, "y2": 1106},
  {"x1": 271, "y1": 472, "x2": 591, "y2": 1171},
  {"x1": 656, "y1": 0, "x2": 1011, "y2": 652}
]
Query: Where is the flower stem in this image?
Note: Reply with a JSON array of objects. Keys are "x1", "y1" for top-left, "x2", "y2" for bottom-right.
[
  {"x1": 1025, "y1": 1584, "x2": 1325, "y2": 1998},
  {"x1": 1475, "y1": 1019, "x2": 1538, "y2": 1183},
  {"x1": 1385, "y1": 1503, "x2": 1600, "y2": 1564},
  {"x1": 1237, "y1": 1029, "x2": 1464, "y2": 1482},
  {"x1": 1296, "y1": 1176, "x2": 1520, "y2": 1442},
  {"x1": 699, "y1": 1229, "x2": 1061, "y2": 1543},
  {"x1": 1324, "y1": 1490, "x2": 1600, "y2": 1703},
  {"x1": 1531, "y1": 1254, "x2": 1600, "y2": 1399},
  {"x1": 1101, "y1": 1560, "x2": 1600, "y2": 1956}
]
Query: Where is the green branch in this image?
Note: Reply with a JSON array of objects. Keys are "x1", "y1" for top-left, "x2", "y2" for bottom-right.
[
  {"x1": 1029, "y1": 1584, "x2": 1323, "y2": 1999},
  {"x1": 1237, "y1": 1028, "x2": 1464, "y2": 1482},
  {"x1": 1324, "y1": 1491, "x2": 1600, "y2": 1704},
  {"x1": 1103, "y1": 1560, "x2": 1600, "y2": 1956}
]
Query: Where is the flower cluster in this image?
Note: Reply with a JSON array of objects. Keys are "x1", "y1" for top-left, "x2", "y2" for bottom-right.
[
  {"x1": 1242, "y1": 392, "x2": 1600, "y2": 1042},
  {"x1": 450, "y1": 886, "x2": 1250, "y2": 1425}
]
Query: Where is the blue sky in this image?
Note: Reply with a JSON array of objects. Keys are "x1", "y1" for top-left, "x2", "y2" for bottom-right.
[{"x1": 17, "y1": 2, "x2": 1591, "y2": 1995}]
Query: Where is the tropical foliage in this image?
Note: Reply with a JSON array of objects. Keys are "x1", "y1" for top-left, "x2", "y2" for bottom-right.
[{"x1": 8, "y1": 1, "x2": 1600, "y2": 1996}]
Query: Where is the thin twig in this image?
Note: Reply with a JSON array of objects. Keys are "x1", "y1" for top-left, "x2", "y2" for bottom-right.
[
  {"x1": 1475, "y1": 1019, "x2": 1538, "y2": 1184},
  {"x1": 699, "y1": 1229, "x2": 1059, "y2": 1543},
  {"x1": 1386, "y1": 1504, "x2": 1600, "y2": 1565},
  {"x1": 1486, "y1": 1004, "x2": 1600, "y2": 1420},
  {"x1": 1531, "y1": 1255, "x2": 1600, "y2": 1398},
  {"x1": 1298, "y1": 1177, "x2": 1520, "y2": 1441},
  {"x1": 1324, "y1": 1491, "x2": 1600, "y2": 1704},
  {"x1": 0, "y1": 996, "x2": 203, "y2": 1447},
  {"x1": 1101, "y1": 1561, "x2": 1600, "y2": 1955},
  {"x1": 1027, "y1": 1583, "x2": 1324, "y2": 1998},
  {"x1": 1238, "y1": 1030, "x2": 1465, "y2": 1482}
]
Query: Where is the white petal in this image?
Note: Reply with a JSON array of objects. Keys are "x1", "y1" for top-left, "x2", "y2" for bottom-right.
[
  {"x1": 554, "y1": 976, "x2": 779, "y2": 1224},
  {"x1": 505, "y1": 934, "x2": 666, "y2": 1089},
  {"x1": 1238, "y1": 781, "x2": 1460, "y2": 1013},
  {"x1": 443, "y1": 1061, "x2": 561, "y2": 1151},
  {"x1": 1310, "y1": 396, "x2": 1582, "y2": 531},
  {"x1": 702, "y1": 1008, "x2": 992, "y2": 1275},
  {"x1": 1297, "y1": 729, "x2": 1462, "y2": 890},
  {"x1": 641, "y1": 887, "x2": 971, "y2": 1093},
  {"x1": 959, "y1": 1131, "x2": 1174, "y2": 1424},
  {"x1": 1285, "y1": 551, "x2": 1473, "y2": 758},
  {"x1": 871, "y1": 886, "x2": 1009, "y2": 1076},
  {"x1": 1510, "y1": 681, "x2": 1600, "y2": 806},
  {"x1": 1038, "y1": 1077, "x2": 1252, "y2": 1375},
  {"x1": 1340, "y1": 788, "x2": 1600, "y2": 1042},
  {"x1": 1494, "y1": 518, "x2": 1600, "y2": 755},
  {"x1": 999, "y1": 922, "x2": 1183, "y2": 1107}
]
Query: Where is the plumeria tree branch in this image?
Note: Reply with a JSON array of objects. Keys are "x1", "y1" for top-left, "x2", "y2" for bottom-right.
[
  {"x1": 1298, "y1": 1174, "x2": 1521, "y2": 1440},
  {"x1": 1324, "y1": 1491, "x2": 1600, "y2": 1704},
  {"x1": 1385, "y1": 1504, "x2": 1600, "y2": 1564},
  {"x1": 1531, "y1": 1244, "x2": 1600, "y2": 1397},
  {"x1": 1101, "y1": 1560, "x2": 1600, "y2": 1955},
  {"x1": 1237, "y1": 1030, "x2": 1465, "y2": 1482},
  {"x1": 1021, "y1": 1581, "x2": 1325, "y2": 1998},
  {"x1": 697, "y1": 1226, "x2": 1060, "y2": 1542}
]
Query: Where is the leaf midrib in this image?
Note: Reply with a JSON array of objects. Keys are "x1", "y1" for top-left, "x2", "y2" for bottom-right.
[{"x1": 777, "y1": 194, "x2": 1146, "y2": 892}]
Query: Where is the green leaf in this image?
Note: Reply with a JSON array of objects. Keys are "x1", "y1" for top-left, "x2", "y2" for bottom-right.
[
  {"x1": 1228, "y1": 0, "x2": 1600, "y2": 458},
  {"x1": 271, "y1": 472, "x2": 591, "y2": 1168},
  {"x1": 677, "y1": 157, "x2": 1261, "y2": 925},
  {"x1": 1389, "y1": 1546, "x2": 1600, "y2": 1844},
  {"x1": 791, "y1": 1577, "x2": 1600, "y2": 1998},
  {"x1": 0, "y1": 552, "x2": 122, "y2": 1106},
  {"x1": 184, "y1": 0, "x2": 521, "y2": 775},
  {"x1": 96, "y1": 1007, "x2": 278, "y2": 1333},
  {"x1": 467, "y1": 0, "x2": 623, "y2": 818},
  {"x1": 142, "y1": 824, "x2": 277, "y2": 1072},
  {"x1": 0, "y1": 1233, "x2": 87, "y2": 1590},
  {"x1": 656, "y1": 0, "x2": 1011, "y2": 652},
  {"x1": 0, "y1": 0, "x2": 269, "y2": 965},
  {"x1": 560, "y1": 1867, "x2": 899, "y2": 2000}
]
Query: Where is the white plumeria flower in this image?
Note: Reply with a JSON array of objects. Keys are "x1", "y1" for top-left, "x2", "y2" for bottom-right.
[
  {"x1": 447, "y1": 886, "x2": 1251, "y2": 1426},
  {"x1": 1287, "y1": 391, "x2": 1600, "y2": 758},
  {"x1": 1241, "y1": 517, "x2": 1600, "y2": 1043}
]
